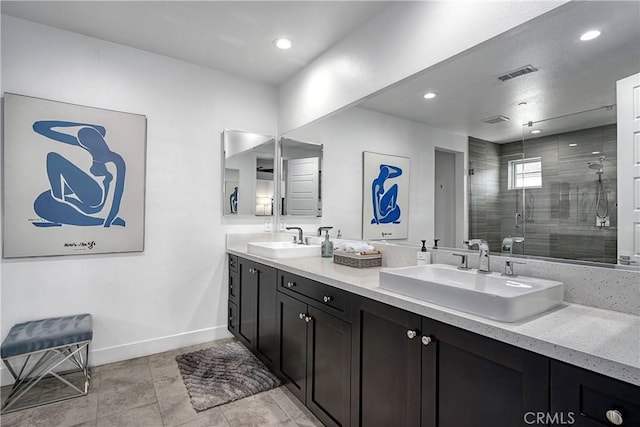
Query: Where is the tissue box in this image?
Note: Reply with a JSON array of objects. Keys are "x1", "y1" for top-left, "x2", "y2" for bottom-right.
[{"x1": 333, "y1": 251, "x2": 382, "y2": 268}]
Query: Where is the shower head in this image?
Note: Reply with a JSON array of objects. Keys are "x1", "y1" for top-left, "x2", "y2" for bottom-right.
[{"x1": 587, "y1": 156, "x2": 605, "y2": 172}]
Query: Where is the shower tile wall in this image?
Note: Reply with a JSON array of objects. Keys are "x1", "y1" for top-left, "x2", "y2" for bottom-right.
[
  {"x1": 468, "y1": 137, "x2": 502, "y2": 252},
  {"x1": 469, "y1": 124, "x2": 617, "y2": 264}
]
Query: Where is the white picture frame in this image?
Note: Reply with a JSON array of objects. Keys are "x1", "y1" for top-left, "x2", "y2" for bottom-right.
[
  {"x1": 2, "y1": 93, "x2": 147, "y2": 257},
  {"x1": 362, "y1": 151, "x2": 410, "y2": 240}
]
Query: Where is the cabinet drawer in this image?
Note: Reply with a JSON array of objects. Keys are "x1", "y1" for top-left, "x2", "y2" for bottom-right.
[
  {"x1": 278, "y1": 271, "x2": 351, "y2": 320},
  {"x1": 551, "y1": 360, "x2": 640, "y2": 426},
  {"x1": 228, "y1": 254, "x2": 238, "y2": 273}
]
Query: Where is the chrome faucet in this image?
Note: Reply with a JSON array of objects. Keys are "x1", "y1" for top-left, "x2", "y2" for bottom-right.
[
  {"x1": 286, "y1": 227, "x2": 304, "y2": 245},
  {"x1": 464, "y1": 239, "x2": 491, "y2": 274},
  {"x1": 318, "y1": 226, "x2": 333, "y2": 236}
]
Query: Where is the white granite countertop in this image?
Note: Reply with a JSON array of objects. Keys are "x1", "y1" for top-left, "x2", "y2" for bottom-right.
[{"x1": 227, "y1": 244, "x2": 640, "y2": 387}]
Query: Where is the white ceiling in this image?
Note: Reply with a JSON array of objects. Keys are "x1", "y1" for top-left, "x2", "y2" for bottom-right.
[
  {"x1": 1, "y1": 1, "x2": 389, "y2": 86},
  {"x1": 359, "y1": 1, "x2": 640, "y2": 143}
]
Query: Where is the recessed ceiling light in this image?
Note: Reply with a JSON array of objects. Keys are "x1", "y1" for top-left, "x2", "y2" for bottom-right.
[
  {"x1": 423, "y1": 92, "x2": 437, "y2": 100},
  {"x1": 273, "y1": 38, "x2": 292, "y2": 50},
  {"x1": 580, "y1": 30, "x2": 601, "y2": 41},
  {"x1": 568, "y1": 143, "x2": 578, "y2": 147},
  {"x1": 531, "y1": 129, "x2": 541, "y2": 134},
  {"x1": 592, "y1": 151, "x2": 601, "y2": 155}
]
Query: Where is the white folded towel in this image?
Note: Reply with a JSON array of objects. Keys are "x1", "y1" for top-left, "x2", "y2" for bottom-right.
[{"x1": 335, "y1": 241, "x2": 375, "y2": 253}]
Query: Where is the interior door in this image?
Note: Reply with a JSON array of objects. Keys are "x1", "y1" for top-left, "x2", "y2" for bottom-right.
[
  {"x1": 286, "y1": 157, "x2": 319, "y2": 216},
  {"x1": 616, "y1": 73, "x2": 640, "y2": 266}
]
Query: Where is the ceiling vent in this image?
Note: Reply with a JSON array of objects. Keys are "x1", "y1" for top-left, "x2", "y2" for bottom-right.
[
  {"x1": 497, "y1": 65, "x2": 538, "y2": 82},
  {"x1": 482, "y1": 115, "x2": 510, "y2": 124}
]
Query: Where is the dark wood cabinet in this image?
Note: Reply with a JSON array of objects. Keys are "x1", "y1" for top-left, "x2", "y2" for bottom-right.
[
  {"x1": 227, "y1": 254, "x2": 639, "y2": 427},
  {"x1": 551, "y1": 360, "x2": 640, "y2": 426},
  {"x1": 351, "y1": 296, "x2": 422, "y2": 427},
  {"x1": 277, "y1": 280, "x2": 351, "y2": 427},
  {"x1": 228, "y1": 255, "x2": 277, "y2": 370},
  {"x1": 352, "y1": 296, "x2": 549, "y2": 427},
  {"x1": 422, "y1": 318, "x2": 549, "y2": 427}
]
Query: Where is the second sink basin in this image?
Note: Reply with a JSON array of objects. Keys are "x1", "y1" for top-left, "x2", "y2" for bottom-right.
[
  {"x1": 247, "y1": 241, "x2": 321, "y2": 259},
  {"x1": 379, "y1": 264, "x2": 564, "y2": 322}
]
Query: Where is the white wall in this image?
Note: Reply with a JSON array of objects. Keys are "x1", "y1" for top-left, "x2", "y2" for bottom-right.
[
  {"x1": 0, "y1": 16, "x2": 278, "y2": 383},
  {"x1": 278, "y1": 1, "x2": 568, "y2": 133},
  {"x1": 286, "y1": 107, "x2": 468, "y2": 245}
]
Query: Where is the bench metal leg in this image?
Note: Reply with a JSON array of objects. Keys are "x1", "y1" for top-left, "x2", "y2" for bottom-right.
[{"x1": 1, "y1": 341, "x2": 91, "y2": 414}]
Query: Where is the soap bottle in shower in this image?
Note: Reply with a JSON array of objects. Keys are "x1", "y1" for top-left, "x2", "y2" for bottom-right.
[{"x1": 321, "y1": 230, "x2": 334, "y2": 258}]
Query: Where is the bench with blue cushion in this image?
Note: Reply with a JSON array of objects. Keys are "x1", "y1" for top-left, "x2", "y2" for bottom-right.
[{"x1": 1, "y1": 314, "x2": 93, "y2": 413}]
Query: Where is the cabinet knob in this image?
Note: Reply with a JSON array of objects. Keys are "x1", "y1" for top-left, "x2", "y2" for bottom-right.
[
  {"x1": 305, "y1": 316, "x2": 313, "y2": 323},
  {"x1": 406, "y1": 330, "x2": 418, "y2": 339},
  {"x1": 299, "y1": 313, "x2": 306, "y2": 320},
  {"x1": 248, "y1": 268, "x2": 256, "y2": 274},
  {"x1": 286, "y1": 281, "x2": 296, "y2": 288},
  {"x1": 323, "y1": 295, "x2": 333, "y2": 303},
  {"x1": 606, "y1": 409, "x2": 623, "y2": 425},
  {"x1": 421, "y1": 336, "x2": 432, "y2": 346}
]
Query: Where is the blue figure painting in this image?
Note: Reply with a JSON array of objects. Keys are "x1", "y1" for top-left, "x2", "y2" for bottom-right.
[
  {"x1": 230, "y1": 186, "x2": 238, "y2": 213},
  {"x1": 32, "y1": 120, "x2": 126, "y2": 228},
  {"x1": 371, "y1": 164, "x2": 402, "y2": 225}
]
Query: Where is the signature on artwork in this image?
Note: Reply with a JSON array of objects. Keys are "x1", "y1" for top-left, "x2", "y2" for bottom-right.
[{"x1": 63, "y1": 241, "x2": 96, "y2": 250}]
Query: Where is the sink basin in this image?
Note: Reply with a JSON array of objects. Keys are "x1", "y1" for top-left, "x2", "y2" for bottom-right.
[
  {"x1": 247, "y1": 241, "x2": 321, "y2": 259},
  {"x1": 379, "y1": 264, "x2": 564, "y2": 322}
]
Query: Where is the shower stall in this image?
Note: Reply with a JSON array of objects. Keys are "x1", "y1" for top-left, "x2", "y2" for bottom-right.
[{"x1": 468, "y1": 123, "x2": 617, "y2": 264}]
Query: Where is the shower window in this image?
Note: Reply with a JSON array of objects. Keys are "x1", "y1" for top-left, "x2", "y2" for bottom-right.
[{"x1": 508, "y1": 157, "x2": 542, "y2": 189}]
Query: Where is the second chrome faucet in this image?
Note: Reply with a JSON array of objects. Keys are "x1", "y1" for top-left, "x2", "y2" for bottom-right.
[{"x1": 463, "y1": 239, "x2": 491, "y2": 274}]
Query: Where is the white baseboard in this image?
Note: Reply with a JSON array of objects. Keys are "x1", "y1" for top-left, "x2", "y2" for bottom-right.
[{"x1": 1, "y1": 325, "x2": 233, "y2": 386}]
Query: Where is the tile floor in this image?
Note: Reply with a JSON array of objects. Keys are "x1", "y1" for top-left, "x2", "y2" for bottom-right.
[{"x1": 0, "y1": 339, "x2": 323, "y2": 427}]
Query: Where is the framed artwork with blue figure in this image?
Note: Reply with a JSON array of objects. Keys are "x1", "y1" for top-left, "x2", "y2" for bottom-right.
[
  {"x1": 362, "y1": 151, "x2": 410, "y2": 240},
  {"x1": 2, "y1": 93, "x2": 147, "y2": 257}
]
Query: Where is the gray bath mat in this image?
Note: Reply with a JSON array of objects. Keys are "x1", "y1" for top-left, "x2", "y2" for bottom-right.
[{"x1": 176, "y1": 341, "x2": 281, "y2": 412}]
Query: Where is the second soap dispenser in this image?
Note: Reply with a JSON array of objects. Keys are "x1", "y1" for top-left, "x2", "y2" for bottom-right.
[{"x1": 321, "y1": 230, "x2": 334, "y2": 258}]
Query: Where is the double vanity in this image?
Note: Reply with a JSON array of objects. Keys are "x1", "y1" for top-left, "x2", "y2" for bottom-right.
[{"x1": 227, "y1": 236, "x2": 639, "y2": 427}]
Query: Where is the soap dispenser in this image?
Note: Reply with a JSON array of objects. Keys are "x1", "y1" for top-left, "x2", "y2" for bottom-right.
[
  {"x1": 321, "y1": 230, "x2": 334, "y2": 258},
  {"x1": 417, "y1": 240, "x2": 431, "y2": 265}
]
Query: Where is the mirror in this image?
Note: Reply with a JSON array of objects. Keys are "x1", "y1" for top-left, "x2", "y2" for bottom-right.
[
  {"x1": 283, "y1": 1, "x2": 639, "y2": 266},
  {"x1": 279, "y1": 137, "x2": 323, "y2": 217},
  {"x1": 222, "y1": 129, "x2": 275, "y2": 216}
]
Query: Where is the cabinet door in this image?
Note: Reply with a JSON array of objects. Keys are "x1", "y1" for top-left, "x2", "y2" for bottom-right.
[
  {"x1": 551, "y1": 360, "x2": 640, "y2": 427},
  {"x1": 256, "y1": 264, "x2": 278, "y2": 369},
  {"x1": 237, "y1": 259, "x2": 258, "y2": 349},
  {"x1": 306, "y1": 306, "x2": 351, "y2": 427},
  {"x1": 422, "y1": 319, "x2": 549, "y2": 427},
  {"x1": 277, "y1": 291, "x2": 308, "y2": 402},
  {"x1": 352, "y1": 297, "x2": 422, "y2": 427},
  {"x1": 227, "y1": 301, "x2": 238, "y2": 336}
]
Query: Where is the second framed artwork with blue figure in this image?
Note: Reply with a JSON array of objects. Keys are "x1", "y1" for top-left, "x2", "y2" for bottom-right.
[
  {"x1": 2, "y1": 93, "x2": 147, "y2": 258},
  {"x1": 362, "y1": 151, "x2": 410, "y2": 240}
]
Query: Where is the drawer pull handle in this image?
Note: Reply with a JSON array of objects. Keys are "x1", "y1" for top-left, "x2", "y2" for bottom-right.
[
  {"x1": 299, "y1": 313, "x2": 306, "y2": 320},
  {"x1": 323, "y1": 295, "x2": 333, "y2": 303},
  {"x1": 421, "y1": 336, "x2": 432, "y2": 346},
  {"x1": 305, "y1": 316, "x2": 313, "y2": 323},
  {"x1": 606, "y1": 409, "x2": 623, "y2": 425},
  {"x1": 286, "y1": 281, "x2": 296, "y2": 288},
  {"x1": 406, "y1": 330, "x2": 417, "y2": 339}
]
